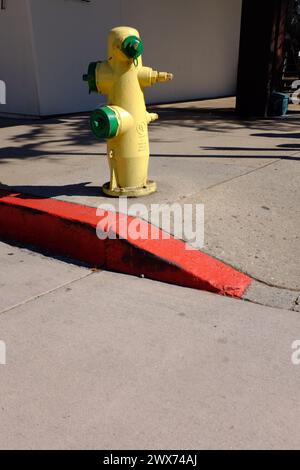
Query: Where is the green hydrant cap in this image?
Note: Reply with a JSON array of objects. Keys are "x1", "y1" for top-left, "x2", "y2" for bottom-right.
[
  {"x1": 83, "y1": 61, "x2": 98, "y2": 94},
  {"x1": 90, "y1": 106, "x2": 119, "y2": 139},
  {"x1": 121, "y1": 35, "x2": 144, "y2": 60}
]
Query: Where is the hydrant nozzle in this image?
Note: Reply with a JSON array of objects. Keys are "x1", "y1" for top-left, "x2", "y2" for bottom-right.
[{"x1": 83, "y1": 26, "x2": 173, "y2": 197}]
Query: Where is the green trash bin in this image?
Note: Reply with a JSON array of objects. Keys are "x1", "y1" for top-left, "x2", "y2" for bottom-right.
[{"x1": 268, "y1": 91, "x2": 289, "y2": 116}]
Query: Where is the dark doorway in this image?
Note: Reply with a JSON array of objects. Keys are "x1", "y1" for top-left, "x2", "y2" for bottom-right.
[{"x1": 236, "y1": 0, "x2": 291, "y2": 117}]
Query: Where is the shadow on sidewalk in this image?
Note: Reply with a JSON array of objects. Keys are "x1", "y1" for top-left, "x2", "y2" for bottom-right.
[
  {"x1": 0, "y1": 182, "x2": 102, "y2": 198},
  {"x1": 1, "y1": 104, "x2": 300, "y2": 163}
]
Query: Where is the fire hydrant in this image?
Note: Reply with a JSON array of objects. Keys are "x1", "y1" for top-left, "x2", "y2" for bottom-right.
[{"x1": 83, "y1": 26, "x2": 173, "y2": 197}]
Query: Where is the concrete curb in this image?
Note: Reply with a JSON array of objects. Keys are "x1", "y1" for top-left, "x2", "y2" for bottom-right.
[{"x1": 0, "y1": 189, "x2": 252, "y2": 298}]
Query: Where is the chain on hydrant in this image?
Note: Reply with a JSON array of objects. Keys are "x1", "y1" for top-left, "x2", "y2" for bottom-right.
[{"x1": 83, "y1": 26, "x2": 173, "y2": 197}]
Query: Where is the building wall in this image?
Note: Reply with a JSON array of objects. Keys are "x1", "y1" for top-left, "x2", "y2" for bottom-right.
[
  {"x1": 28, "y1": 0, "x2": 121, "y2": 115},
  {"x1": 0, "y1": 0, "x2": 39, "y2": 115},
  {"x1": 122, "y1": 0, "x2": 243, "y2": 104},
  {"x1": 0, "y1": 0, "x2": 242, "y2": 116}
]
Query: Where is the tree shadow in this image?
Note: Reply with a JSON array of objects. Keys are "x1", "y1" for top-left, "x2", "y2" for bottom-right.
[
  {"x1": 149, "y1": 104, "x2": 300, "y2": 134},
  {"x1": 1, "y1": 102, "x2": 300, "y2": 166},
  {"x1": 198, "y1": 145, "x2": 300, "y2": 154},
  {"x1": 251, "y1": 132, "x2": 300, "y2": 138},
  {"x1": 0, "y1": 113, "x2": 105, "y2": 163},
  {"x1": 151, "y1": 153, "x2": 300, "y2": 160},
  {"x1": 0, "y1": 182, "x2": 103, "y2": 198},
  {"x1": 0, "y1": 144, "x2": 105, "y2": 162}
]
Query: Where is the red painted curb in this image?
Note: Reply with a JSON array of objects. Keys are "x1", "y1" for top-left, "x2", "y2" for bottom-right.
[{"x1": 0, "y1": 189, "x2": 252, "y2": 297}]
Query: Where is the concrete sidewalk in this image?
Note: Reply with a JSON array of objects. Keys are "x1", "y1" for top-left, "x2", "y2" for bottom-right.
[
  {"x1": 0, "y1": 97, "x2": 299, "y2": 309},
  {"x1": 0, "y1": 241, "x2": 300, "y2": 450}
]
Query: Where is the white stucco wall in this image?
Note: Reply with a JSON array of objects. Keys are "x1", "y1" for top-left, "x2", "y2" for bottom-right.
[
  {"x1": 122, "y1": 0, "x2": 243, "y2": 104},
  {"x1": 28, "y1": 0, "x2": 121, "y2": 115},
  {"x1": 0, "y1": 0, "x2": 242, "y2": 116},
  {"x1": 0, "y1": 0, "x2": 39, "y2": 115}
]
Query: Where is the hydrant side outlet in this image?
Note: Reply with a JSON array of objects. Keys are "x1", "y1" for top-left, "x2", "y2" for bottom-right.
[
  {"x1": 82, "y1": 62, "x2": 99, "y2": 94},
  {"x1": 83, "y1": 26, "x2": 174, "y2": 197},
  {"x1": 90, "y1": 107, "x2": 119, "y2": 139}
]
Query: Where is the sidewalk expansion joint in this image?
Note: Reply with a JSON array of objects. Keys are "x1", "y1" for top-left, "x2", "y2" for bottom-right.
[
  {"x1": 202, "y1": 159, "x2": 282, "y2": 194},
  {"x1": 159, "y1": 159, "x2": 283, "y2": 206},
  {"x1": 0, "y1": 271, "x2": 95, "y2": 317}
]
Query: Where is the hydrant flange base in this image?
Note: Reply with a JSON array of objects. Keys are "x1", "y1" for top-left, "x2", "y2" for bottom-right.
[{"x1": 102, "y1": 180, "x2": 157, "y2": 198}]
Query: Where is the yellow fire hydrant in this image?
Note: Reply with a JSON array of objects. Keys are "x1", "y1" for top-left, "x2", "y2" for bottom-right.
[{"x1": 83, "y1": 26, "x2": 173, "y2": 197}]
